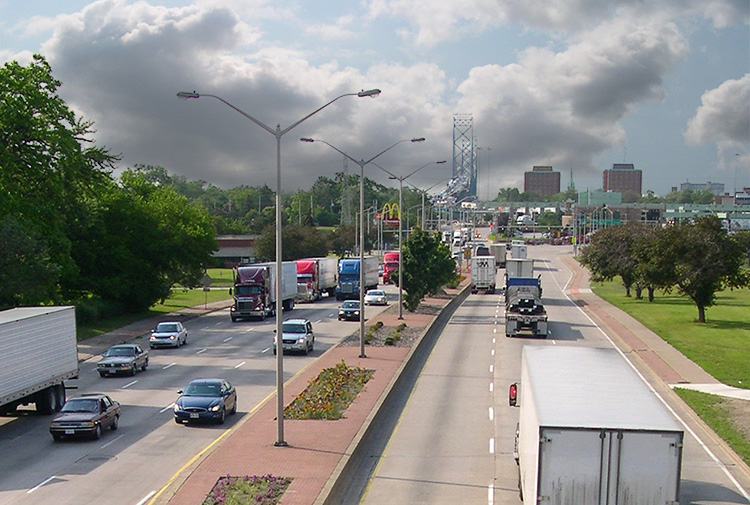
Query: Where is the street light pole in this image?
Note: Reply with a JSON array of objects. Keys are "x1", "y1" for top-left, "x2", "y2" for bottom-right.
[
  {"x1": 300, "y1": 137, "x2": 425, "y2": 353},
  {"x1": 177, "y1": 88, "x2": 380, "y2": 447},
  {"x1": 372, "y1": 160, "x2": 445, "y2": 319}
]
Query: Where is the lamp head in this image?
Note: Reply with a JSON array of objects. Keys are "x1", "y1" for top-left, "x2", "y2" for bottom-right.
[
  {"x1": 176, "y1": 91, "x2": 200, "y2": 99},
  {"x1": 358, "y1": 89, "x2": 381, "y2": 98},
  {"x1": 411, "y1": 138, "x2": 425, "y2": 143},
  {"x1": 300, "y1": 138, "x2": 315, "y2": 142}
]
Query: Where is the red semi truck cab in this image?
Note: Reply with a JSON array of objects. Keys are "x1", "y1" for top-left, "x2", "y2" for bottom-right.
[{"x1": 382, "y1": 251, "x2": 400, "y2": 284}]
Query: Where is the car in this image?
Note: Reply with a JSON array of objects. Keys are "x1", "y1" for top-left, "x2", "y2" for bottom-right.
[
  {"x1": 49, "y1": 394, "x2": 120, "y2": 441},
  {"x1": 97, "y1": 344, "x2": 148, "y2": 377},
  {"x1": 150, "y1": 321, "x2": 188, "y2": 348},
  {"x1": 364, "y1": 289, "x2": 388, "y2": 306},
  {"x1": 174, "y1": 378, "x2": 237, "y2": 425},
  {"x1": 338, "y1": 300, "x2": 361, "y2": 321},
  {"x1": 274, "y1": 318, "x2": 315, "y2": 355}
]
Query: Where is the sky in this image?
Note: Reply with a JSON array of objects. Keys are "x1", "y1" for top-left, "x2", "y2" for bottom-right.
[{"x1": 1, "y1": 0, "x2": 749, "y2": 199}]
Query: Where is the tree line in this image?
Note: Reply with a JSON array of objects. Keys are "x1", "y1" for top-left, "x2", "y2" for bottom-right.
[{"x1": 578, "y1": 217, "x2": 750, "y2": 322}]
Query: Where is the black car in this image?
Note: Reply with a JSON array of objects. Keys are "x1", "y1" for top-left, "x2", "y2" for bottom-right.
[
  {"x1": 338, "y1": 300, "x2": 361, "y2": 321},
  {"x1": 174, "y1": 378, "x2": 237, "y2": 425},
  {"x1": 50, "y1": 394, "x2": 120, "y2": 441}
]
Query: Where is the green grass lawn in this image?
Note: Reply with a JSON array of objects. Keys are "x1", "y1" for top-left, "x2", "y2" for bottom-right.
[
  {"x1": 673, "y1": 388, "x2": 750, "y2": 466},
  {"x1": 590, "y1": 281, "x2": 750, "y2": 389},
  {"x1": 77, "y1": 288, "x2": 232, "y2": 340},
  {"x1": 206, "y1": 268, "x2": 235, "y2": 287}
]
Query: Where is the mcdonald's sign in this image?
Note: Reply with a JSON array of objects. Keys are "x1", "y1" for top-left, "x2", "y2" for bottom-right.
[{"x1": 382, "y1": 203, "x2": 400, "y2": 225}]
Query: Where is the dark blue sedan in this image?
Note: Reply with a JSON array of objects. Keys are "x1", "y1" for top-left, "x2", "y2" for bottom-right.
[{"x1": 174, "y1": 378, "x2": 237, "y2": 425}]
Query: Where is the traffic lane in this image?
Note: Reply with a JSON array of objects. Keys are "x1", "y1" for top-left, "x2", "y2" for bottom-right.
[{"x1": 359, "y1": 293, "x2": 498, "y2": 505}]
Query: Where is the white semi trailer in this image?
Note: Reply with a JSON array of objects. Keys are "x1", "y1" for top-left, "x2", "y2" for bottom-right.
[
  {"x1": 0, "y1": 306, "x2": 79, "y2": 414},
  {"x1": 511, "y1": 346, "x2": 683, "y2": 505}
]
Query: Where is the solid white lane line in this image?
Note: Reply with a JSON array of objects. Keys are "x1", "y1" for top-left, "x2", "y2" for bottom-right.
[
  {"x1": 197, "y1": 348, "x2": 207, "y2": 354},
  {"x1": 163, "y1": 363, "x2": 176, "y2": 369},
  {"x1": 122, "y1": 380, "x2": 138, "y2": 389},
  {"x1": 223, "y1": 337, "x2": 233, "y2": 342},
  {"x1": 136, "y1": 491, "x2": 156, "y2": 505},
  {"x1": 234, "y1": 361, "x2": 246, "y2": 369},
  {"x1": 27, "y1": 476, "x2": 56, "y2": 494}
]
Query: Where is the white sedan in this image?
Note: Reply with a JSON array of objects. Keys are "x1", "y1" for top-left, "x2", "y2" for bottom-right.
[{"x1": 364, "y1": 289, "x2": 388, "y2": 306}]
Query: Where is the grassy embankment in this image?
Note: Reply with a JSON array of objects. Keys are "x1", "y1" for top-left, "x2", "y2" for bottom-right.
[
  {"x1": 77, "y1": 268, "x2": 234, "y2": 340},
  {"x1": 590, "y1": 280, "x2": 750, "y2": 464}
]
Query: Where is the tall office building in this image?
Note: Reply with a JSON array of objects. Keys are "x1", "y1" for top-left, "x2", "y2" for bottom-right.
[
  {"x1": 524, "y1": 166, "x2": 561, "y2": 197},
  {"x1": 603, "y1": 163, "x2": 642, "y2": 197}
]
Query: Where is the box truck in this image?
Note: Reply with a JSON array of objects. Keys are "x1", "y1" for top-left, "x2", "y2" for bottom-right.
[
  {"x1": 490, "y1": 243, "x2": 507, "y2": 268},
  {"x1": 230, "y1": 262, "x2": 297, "y2": 321},
  {"x1": 336, "y1": 256, "x2": 379, "y2": 300},
  {"x1": 470, "y1": 256, "x2": 496, "y2": 294},
  {"x1": 0, "y1": 306, "x2": 79, "y2": 415},
  {"x1": 295, "y1": 257, "x2": 338, "y2": 302},
  {"x1": 511, "y1": 346, "x2": 683, "y2": 504}
]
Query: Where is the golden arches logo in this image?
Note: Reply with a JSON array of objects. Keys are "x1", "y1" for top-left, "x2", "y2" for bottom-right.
[{"x1": 382, "y1": 203, "x2": 400, "y2": 222}]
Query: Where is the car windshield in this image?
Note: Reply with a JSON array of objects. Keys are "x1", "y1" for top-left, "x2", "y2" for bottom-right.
[
  {"x1": 342, "y1": 301, "x2": 359, "y2": 308},
  {"x1": 367, "y1": 291, "x2": 384, "y2": 296},
  {"x1": 282, "y1": 323, "x2": 306, "y2": 334},
  {"x1": 105, "y1": 347, "x2": 134, "y2": 357},
  {"x1": 61, "y1": 399, "x2": 99, "y2": 413},
  {"x1": 156, "y1": 323, "x2": 179, "y2": 332},
  {"x1": 183, "y1": 382, "x2": 221, "y2": 397}
]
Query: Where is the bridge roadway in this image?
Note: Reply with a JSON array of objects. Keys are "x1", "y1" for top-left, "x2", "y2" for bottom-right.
[{"x1": 348, "y1": 244, "x2": 750, "y2": 505}]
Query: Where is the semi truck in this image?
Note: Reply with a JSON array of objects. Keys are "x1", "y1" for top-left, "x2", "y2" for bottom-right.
[
  {"x1": 230, "y1": 261, "x2": 297, "y2": 321},
  {"x1": 0, "y1": 306, "x2": 79, "y2": 415},
  {"x1": 336, "y1": 256, "x2": 379, "y2": 300},
  {"x1": 382, "y1": 251, "x2": 400, "y2": 284},
  {"x1": 505, "y1": 258, "x2": 546, "y2": 337},
  {"x1": 510, "y1": 346, "x2": 683, "y2": 504},
  {"x1": 295, "y1": 257, "x2": 338, "y2": 302},
  {"x1": 470, "y1": 256, "x2": 496, "y2": 294}
]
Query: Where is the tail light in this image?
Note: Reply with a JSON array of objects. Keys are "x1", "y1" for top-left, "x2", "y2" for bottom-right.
[{"x1": 509, "y1": 382, "x2": 518, "y2": 407}]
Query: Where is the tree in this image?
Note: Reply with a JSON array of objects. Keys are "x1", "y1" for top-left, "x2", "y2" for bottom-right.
[
  {"x1": 579, "y1": 224, "x2": 641, "y2": 296},
  {"x1": 656, "y1": 216, "x2": 749, "y2": 322},
  {"x1": 66, "y1": 171, "x2": 217, "y2": 311},
  {"x1": 397, "y1": 228, "x2": 458, "y2": 311},
  {"x1": 253, "y1": 225, "x2": 331, "y2": 261},
  {"x1": 0, "y1": 55, "x2": 118, "y2": 304}
]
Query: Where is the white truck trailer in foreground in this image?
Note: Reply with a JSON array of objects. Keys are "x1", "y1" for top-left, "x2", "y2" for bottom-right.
[
  {"x1": 470, "y1": 256, "x2": 496, "y2": 294},
  {"x1": 511, "y1": 346, "x2": 683, "y2": 504},
  {"x1": 0, "y1": 306, "x2": 79, "y2": 414}
]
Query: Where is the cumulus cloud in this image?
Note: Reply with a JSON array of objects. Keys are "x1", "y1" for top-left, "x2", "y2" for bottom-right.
[
  {"x1": 453, "y1": 13, "x2": 688, "y2": 187},
  {"x1": 685, "y1": 74, "x2": 750, "y2": 145}
]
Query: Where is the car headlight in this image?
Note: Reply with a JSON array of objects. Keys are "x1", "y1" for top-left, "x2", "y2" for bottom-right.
[
  {"x1": 169, "y1": 335, "x2": 176, "y2": 340},
  {"x1": 298, "y1": 337, "x2": 306, "y2": 344},
  {"x1": 354, "y1": 311, "x2": 360, "y2": 315},
  {"x1": 173, "y1": 403, "x2": 181, "y2": 412},
  {"x1": 150, "y1": 336, "x2": 156, "y2": 340},
  {"x1": 209, "y1": 404, "x2": 221, "y2": 412},
  {"x1": 339, "y1": 310, "x2": 345, "y2": 314}
]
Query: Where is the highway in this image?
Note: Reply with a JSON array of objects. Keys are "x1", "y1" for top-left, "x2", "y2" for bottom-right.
[
  {"x1": 0, "y1": 293, "x2": 393, "y2": 505},
  {"x1": 356, "y1": 243, "x2": 750, "y2": 505}
]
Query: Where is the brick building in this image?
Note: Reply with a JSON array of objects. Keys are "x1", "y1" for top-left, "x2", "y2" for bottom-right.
[
  {"x1": 603, "y1": 163, "x2": 642, "y2": 198},
  {"x1": 524, "y1": 166, "x2": 561, "y2": 197}
]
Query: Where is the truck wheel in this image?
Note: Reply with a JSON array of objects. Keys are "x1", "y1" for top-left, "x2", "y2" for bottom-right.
[
  {"x1": 36, "y1": 387, "x2": 55, "y2": 415},
  {"x1": 231, "y1": 315, "x2": 237, "y2": 323}
]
